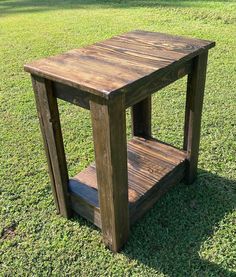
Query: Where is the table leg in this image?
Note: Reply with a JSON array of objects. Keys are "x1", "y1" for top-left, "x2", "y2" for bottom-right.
[
  {"x1": 90, "y1": 95, "x2": 129, "y2": 252},
  {"x1": 131, "y1": 96, "x2": 152, "y2": 138},
  {"x1": 31, "y1": 75, "x2": 71, "y2": 218},
  {"x1": 183, "y1": 52, "x2": 208, "y2": 184}
]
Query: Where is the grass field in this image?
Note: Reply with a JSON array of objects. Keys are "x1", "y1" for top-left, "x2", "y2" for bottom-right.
[{"x1": 0, "y1": 0, "x2": 236, "y2": 276}]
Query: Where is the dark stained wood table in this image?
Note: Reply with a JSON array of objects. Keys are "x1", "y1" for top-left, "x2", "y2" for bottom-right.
[{"x1": 24, "y1": 30, "x2": 215, "y2": 252}]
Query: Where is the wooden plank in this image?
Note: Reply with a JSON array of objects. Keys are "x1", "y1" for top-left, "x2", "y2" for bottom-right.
[
  {"x1": 70, "y1": 193, "x2": 101, "y2": 228},
  {"x1": 53, "y1": 82, "x2": 90, "y2": 110},
  {"x1": 132, "y1": 137, "x2": 187, "y2": 161},
  {"x1": 183, "y1": 52, "x2": 208, "y2": 184},
  {"x1": 124, "y1": 60, "x2": 192, "y2": 107},
  {"x1": 53, "y1": 81, "x2": 107, "y2": 110},
  {"x1": 69, "y1": 138, "x2": 186, "y2": 228},
  {"x1": 31, "y1": 75, "x2": 71, "y2": 218},
  {"x1": 131, "y1": 96, "x2": 151, "y2": 138},
  {"x1": 90, "y1": 94, "x2": 129, "y2": 252},
  {"x1": 31, "y1": 76, "x2": 60, "y2": 213},
  {"x1": 69, "y1": 179, "x2": 99, "y2": 207},
  {"x1": 128, "y1": 142, "x2": 179, "y2": 168},
  {"x1": 72, "y1": 165, "x2": 141, "y2": 206},
  {"x1": 52, "y1": 61, "x2": 192, "y2": 109},
  {"x1": 24, "y1": 30, "x2": 215, "y2": 100},
  {"x1": 85, "y1": 43, "x2": 171, "y2": 70},
  {"x1": 129, "y1": 160, "x2": 186, "y2": 224},
  {"x1": 70, "y1": 160, "x2": 185, "y2": 227},
  {"x1": 120, "y1": 30, "x2": 215, "y2": 54}
]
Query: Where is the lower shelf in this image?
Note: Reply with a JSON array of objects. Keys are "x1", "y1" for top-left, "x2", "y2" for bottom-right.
[{"x1": 69, "y1": 137, "x2": 187, "y2": 228}]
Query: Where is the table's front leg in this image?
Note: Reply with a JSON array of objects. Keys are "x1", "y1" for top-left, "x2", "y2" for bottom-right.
[
  {"x1": 90, "y1": 95, "x2": 129, "y2": 252},
  {"x1": 183, "y1": 52, "x2": 208, "y2": 184},
  {"x1": 31, "y1": 75, "x2": 71, "y2": 218}
]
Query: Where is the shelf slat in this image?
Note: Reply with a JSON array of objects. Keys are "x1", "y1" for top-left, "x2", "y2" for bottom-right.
[{"x1": 69, "y1": 137, "x2": 187, "y2": 227}]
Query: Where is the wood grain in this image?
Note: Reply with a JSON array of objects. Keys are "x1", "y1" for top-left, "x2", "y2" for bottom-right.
[
  {"x1": 90, "y1": 95, "x2": 129, "y2": 252},
  {"x1": 31, "y1": 76, "x2": 60, "y2": 213},
  {"x1": 70, "y1": 193, "x2": 101, "y2": 228},
  {"x1": 26, "y1": 30, "x2": 215, "y2": 252},
  {"x1": 183, "y1": 52, "x2": 208, "y2": 184},
  {"x1": 51, "y1": 60, "x2": 192, "y2": 109},
  {"x1": 69, "y1": 137, "x2": 187, "y2": 228},
  {"x1": 125, "y1": 59, "x2": 192, "y2": 107},
  {"x1": 24, "y1": 30, "x2": 215, "y2": 100},
  {"x1": 31, "y1": 75, "x2": 71, "y2": 218}
]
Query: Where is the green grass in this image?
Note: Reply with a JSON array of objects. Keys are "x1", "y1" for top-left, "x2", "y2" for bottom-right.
[{"x1": 0, "y1": 0, "x2": 236, "y2": 275}]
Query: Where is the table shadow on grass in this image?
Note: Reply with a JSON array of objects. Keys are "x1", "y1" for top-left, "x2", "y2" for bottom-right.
[
  {"x1": 71, "y1": 169, "x2": 235, "y2": 276},
  {"x1": 121, "y1": 169, "x2": 235, "y2": 276}
]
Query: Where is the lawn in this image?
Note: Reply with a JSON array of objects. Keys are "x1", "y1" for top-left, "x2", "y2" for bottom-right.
[{"x1": 0, "y1": 0, "x2": 236, "y2": 276}]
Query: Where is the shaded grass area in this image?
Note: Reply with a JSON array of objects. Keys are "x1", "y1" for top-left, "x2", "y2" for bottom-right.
[{"x1": 0, "y1": 0, "x2": 236, "y2": 275}]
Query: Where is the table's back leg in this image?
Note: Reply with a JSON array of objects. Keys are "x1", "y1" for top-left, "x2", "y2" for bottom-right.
[
  {"x1": 131, "y1": 96, "x2": 152, "y2": 138},
  {"x1": 183, "y1": 52, "x2": 208, "y2": 184},
  {"x1": 90, "y1": 95, "x2": 129, "y2": 252},
  {"x1": 31, "y1": 75, "x2": 71, "y2": 218}
]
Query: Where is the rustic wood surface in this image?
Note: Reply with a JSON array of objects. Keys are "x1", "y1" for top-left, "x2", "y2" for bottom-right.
[
  {"x1": 31, "y1": 75, "x2": 71, "y2": 218},
  {"x1": 70, "y1": 192, "x2": 101, "y2": 228},
  {"x1": 52, "y1": 60, "x2": 192, "y2": 109},
  {"x1": 90, "y1": 94, "x2": 129, "y2": 252},
  {"x1": 25, "y1": 30, "x2": 214, "y2": 100},
  {"x1": 183, "y1": 52, "x2": 209, "y2": 184},
  {"x1": 69, "y1": 137, "x2": 186, "y2": 229},
  {"x1": 26, "y1": 30, "x2": 215, "y2": 252},
  {"x1": 31, "y1": 76, "x2": 60, "y2": 213}
]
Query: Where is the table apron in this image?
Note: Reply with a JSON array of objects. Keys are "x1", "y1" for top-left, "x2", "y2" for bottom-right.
[{"x1": 53, "y1": 59, "x2": 193, "y2": 110}]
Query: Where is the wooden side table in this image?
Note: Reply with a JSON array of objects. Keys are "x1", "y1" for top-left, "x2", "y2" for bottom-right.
[{"x1": 24, "y1": 30, "x2": 215, "y2": 252}]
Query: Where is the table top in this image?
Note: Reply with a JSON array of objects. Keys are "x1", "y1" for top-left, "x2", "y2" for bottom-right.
[{"x1": 24, "y1": 30, "x2": 215, "y2": 98}]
